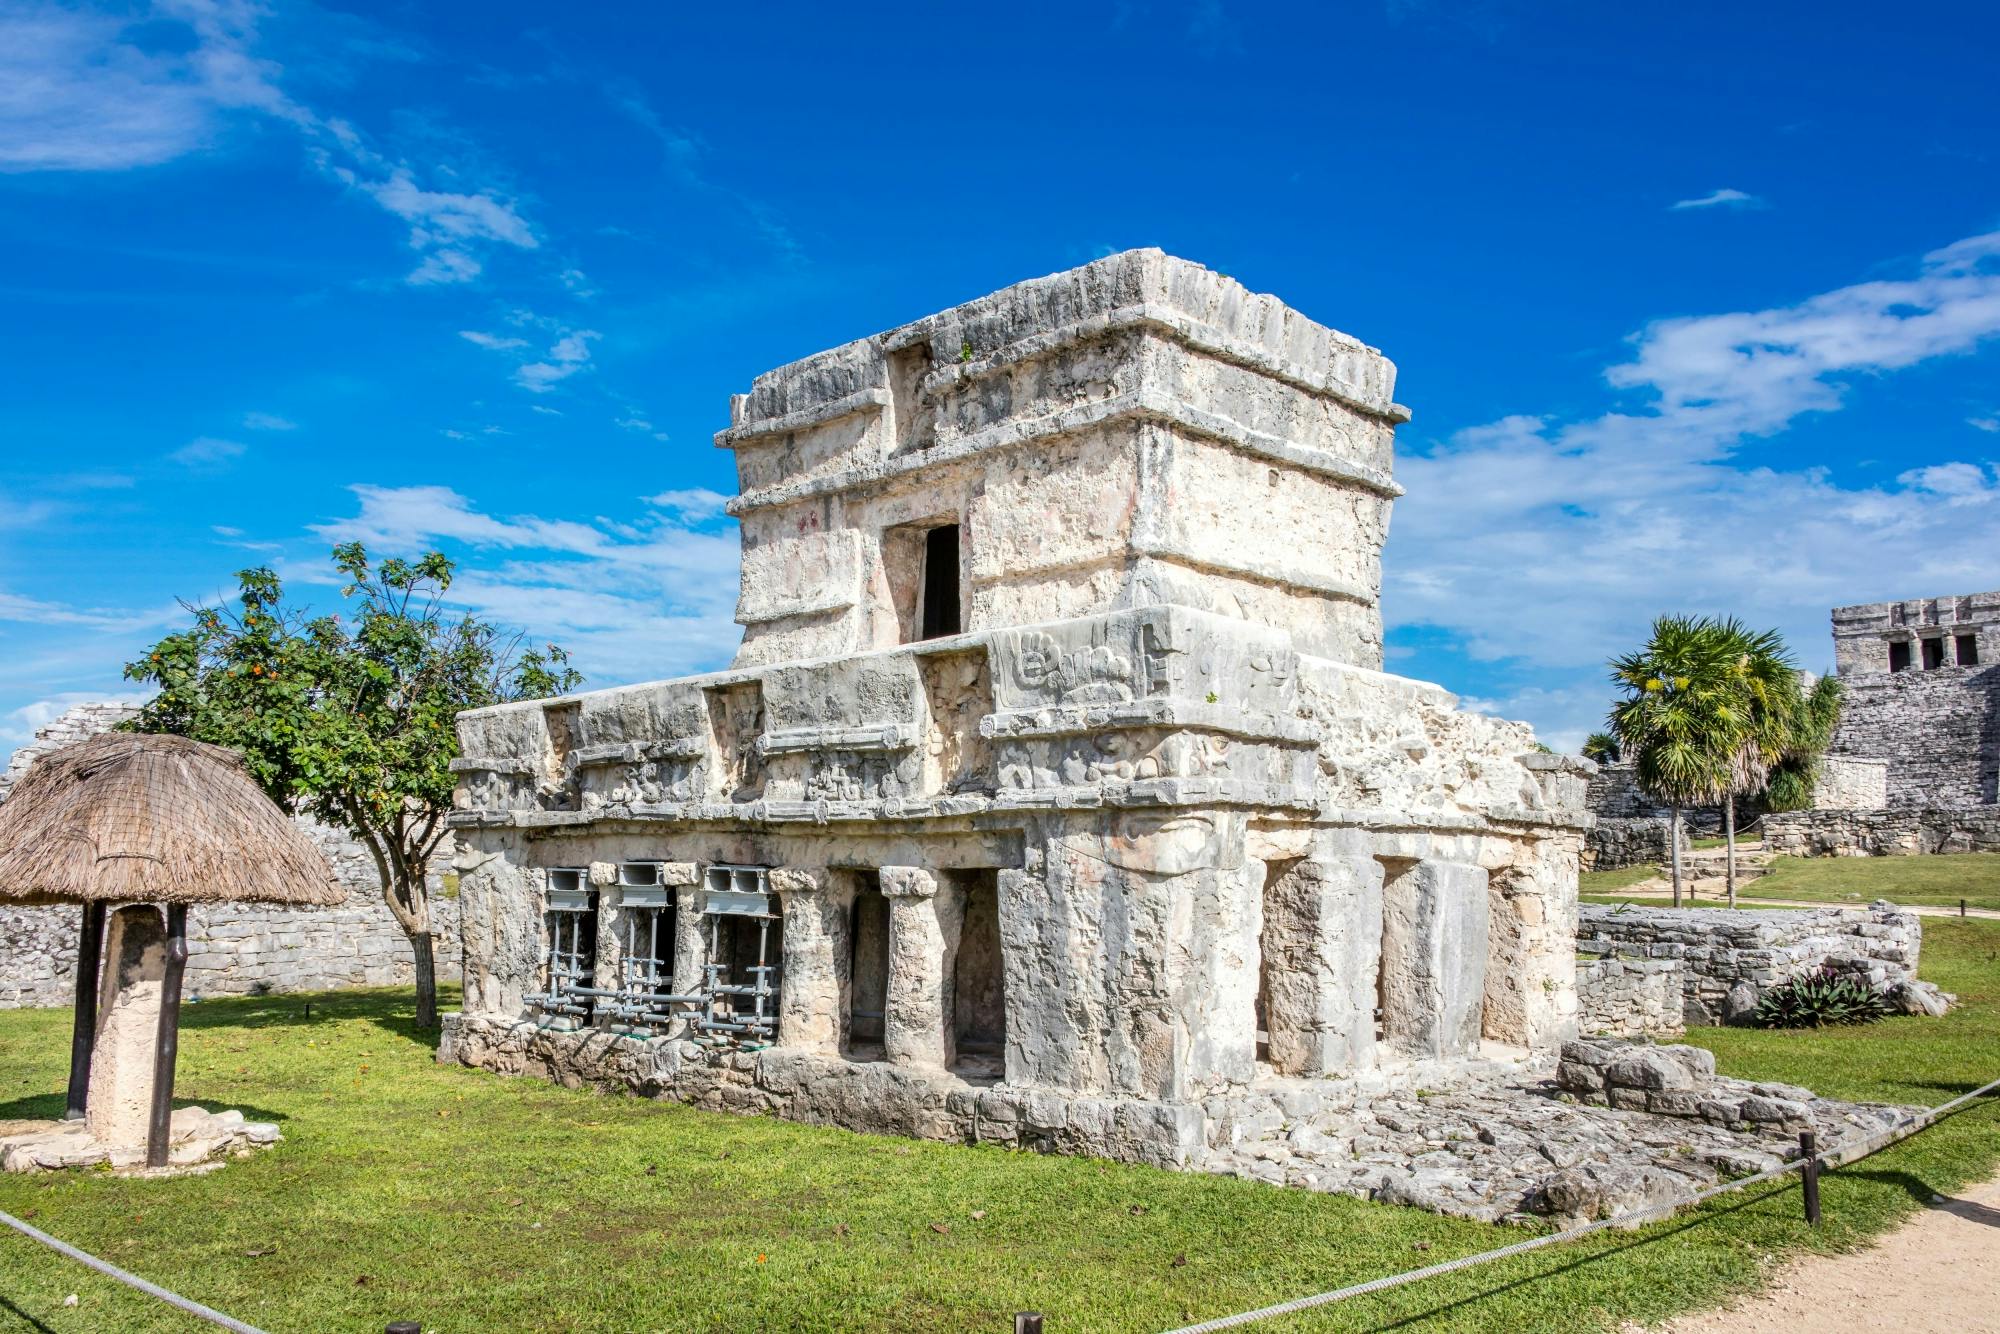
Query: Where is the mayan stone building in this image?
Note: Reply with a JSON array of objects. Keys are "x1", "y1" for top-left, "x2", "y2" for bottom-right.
[
  {"x1": 442, "y1": 251, "x2": 1592, "y2": 1169},
  {"x1": 1763, "y1": 590, "x2": 2000, "y2": 856}
]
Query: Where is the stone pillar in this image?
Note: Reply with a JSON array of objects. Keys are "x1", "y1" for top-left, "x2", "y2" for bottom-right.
[
  {"x1": 768, "y1": 867, "x2": 850, "y2": 1054},
  {"x1": 587, "y1": 862, "x2": 622, "y2": 996},
  {"x1": 1482, "y1": 835, "x2": 1580, "y2": 1050},
  {"x1": 1379, "y1": 860, "x2": 1489, "y2": 1061},
  {"x1": 879, "y1": 866, "x2": 965, "y2": 1070},
  {"x1": 1260, "y1": 855, "x2": 1384, "y2": 1076},
  {"x1": 86, "y1": 905, "x2": 169, "y2": 1152},
  {"x1": 671, "y1": 885, "x2": 708, "y2": 999}
]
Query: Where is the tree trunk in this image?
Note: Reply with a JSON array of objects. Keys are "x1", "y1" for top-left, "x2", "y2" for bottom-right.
[
  {"x1": 410, "y1": 928, "x2": 439, "y2": 1030},
  {"x1": 1669, "y1": 806, "x2": 1684, "y2": 907},
  {"x1": 1724, "y1": 795, "x2": 1738, "y2": 909}
]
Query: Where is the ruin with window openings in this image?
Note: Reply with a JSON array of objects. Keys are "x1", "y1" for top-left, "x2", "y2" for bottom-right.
[{"x1": 440, "y1": 251, "x2": 1594, "y2": 1170}]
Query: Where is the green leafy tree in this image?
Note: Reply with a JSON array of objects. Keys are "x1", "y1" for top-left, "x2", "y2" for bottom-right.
[
  {"x1": 1581, "y1": 733, "x2": 1621, "y2": 764},
  {"x1": 1607, "y1": 616, "x2": 1743, "y2": 905},
  {"x1": 125, "y1": 544, "x2": 581, "y2": 1027},
  {"x1": 1764, "y1": 673, "x2": 1845, "y2": 812}
]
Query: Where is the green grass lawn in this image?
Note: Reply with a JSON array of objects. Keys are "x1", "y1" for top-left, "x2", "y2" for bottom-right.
[
  {"x1": 1745, "y1": 852, "x2": 2000, "y2": 914},
  {"x1": 3, "y1": 923, "x2": 1999, "y2": 1333}
]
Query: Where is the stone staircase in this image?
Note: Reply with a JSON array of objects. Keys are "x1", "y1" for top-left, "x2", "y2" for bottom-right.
[{"x1": 1676, "y1": 838, "x2": 1773, "y2": 898}]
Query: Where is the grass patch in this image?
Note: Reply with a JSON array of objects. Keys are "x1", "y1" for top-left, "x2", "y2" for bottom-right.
[
  {"x1": 1579, "y1": 864, "x2": 1661, "y2": 894},
  {"x1": 1, "y1": 926, "x2": 1997, "y2": 1333},
  {"x1": 1745, "y1": 852, "x2": 2000, "y2": 914}
]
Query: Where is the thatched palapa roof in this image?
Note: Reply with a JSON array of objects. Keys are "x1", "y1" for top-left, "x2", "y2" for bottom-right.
[{"x1": 0, "y1": 732, "x2": 342, "y2": 908}]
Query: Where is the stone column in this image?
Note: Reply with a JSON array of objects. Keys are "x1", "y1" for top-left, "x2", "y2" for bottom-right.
[
  {"x1": 768, "y1": 866, "x2": 850, "y2": 1055},
  {"x1": 1260, "y1": 855, "x2": 1384, "y2": 1076},
  {"x1": 587, "y1": 862, "x2": 623, "y2": 996},
  {"x1": 1482, "y1": 835, "x2": 1580, "y2": 1050},
  {"x1": 1379, "y1": 859, "x2": 1490, "y2": 1061},
  {"x1": 879, "y1": 866, "x2": 965, "y2": 1070},
  {"x1": 86, "y1": 905, "x2": 168, "y2": 1152}
]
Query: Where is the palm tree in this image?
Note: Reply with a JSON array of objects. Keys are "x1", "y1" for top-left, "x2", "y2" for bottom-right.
[
  {"x1": 1608, "y1": 616, "x2": 1741, "y2": 906},
  {"x1": 1581, "y1": 733, "x2": 1621, "y2": 764},
  {"x1": 1707, "y1": 620, "x2": 1802, "y2": 907}
]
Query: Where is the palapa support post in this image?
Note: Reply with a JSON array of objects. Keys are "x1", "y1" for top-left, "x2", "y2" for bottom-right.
[
  {"x1": 64, "y1": 901, "x2": 107, "y2": 1120},
  {"x1": 145, "y1": 904, "x2": 191, "y2": 1169},
  {"x1": 1799, "y1": 1130, "x2": 1822, "y2": 1226}
]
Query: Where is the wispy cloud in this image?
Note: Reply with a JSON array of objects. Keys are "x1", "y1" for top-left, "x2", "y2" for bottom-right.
[
  {"x1": 609, "y1": 83, "x2": 801, "y2": 260},
  {"x1": 615, "y1": 414, "x2": 668, "y2": 441},
  {"x1": 310, "y1": 484, "x2": 743, "y2": 685},
  {"x1": 242, "y1": 410, "x2": 296, "y2": 431},
  {"x1": 459, "y1": 329, "x2": 528, "y2": 351},
  {"x1": 1388, "y1": 228, "x2": 2000, "y2": 745},
  {"x1": 1968, "y1": 415, "x2": 2000, "y2": 433},
  {"x1": 1670, "y1": 187, "x2": 1766, "y2": 211},
  {"x1": 169, "y1": 435, "x2": 247, "y2": 467},
  {"x1": 3, "y1": 2, "x2": 539, "y2": 286},
  {"x1": 515, "y1": 330, "x2": 599, "y2": 392}
]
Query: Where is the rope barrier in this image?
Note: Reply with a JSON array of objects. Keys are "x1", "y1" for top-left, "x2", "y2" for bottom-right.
[
  {"x1": 0, "y1": 1207, "x2": 269, "y2": 1334},
  {"x1": 1163, "y1": 1073, "x2": 2000, "y2": 1334}
]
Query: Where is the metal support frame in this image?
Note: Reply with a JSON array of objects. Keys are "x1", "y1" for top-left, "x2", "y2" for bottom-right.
[
  {"x1": 145, "y1": 903, "x2": 189, "y2": 1169},
  {"x1": 64, "y1": 901, "x2": 106, "y2": 1121}
]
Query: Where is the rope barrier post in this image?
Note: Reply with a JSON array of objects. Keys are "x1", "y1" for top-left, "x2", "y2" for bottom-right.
[
  {"x1": 1961, "y1": 898, "x2": 1968, "y2": 918},
  {"x1": 1799, "y1": 1131, "x2": 1821, "y2": 1226},
  {"x1": 386, "y1": 1322, "x2": 421, "y2": 1333},
  {"x1": 1015, "y1": 1313, "x2": 1045, "y2": 1333}
]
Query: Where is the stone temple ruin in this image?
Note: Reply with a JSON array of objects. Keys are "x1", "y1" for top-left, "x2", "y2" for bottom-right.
[
  {"x1": 440, "y1": 253, "x2": 1922, "y2": 1217},
  {"x1": 1762, "y1": 590, "x2": 2000, "y2": 856}
]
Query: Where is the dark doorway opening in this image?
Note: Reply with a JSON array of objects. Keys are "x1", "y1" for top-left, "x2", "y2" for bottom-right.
[
  {"x1": 1957, "y1": 634, "x2": 1980, "y2": 667},
  {"x1": 1889, "y1": 641, "x2": 1913, "y2": 673},
  {"x1": 951, "y1": 871, "x2": 1005, "y2": 1079},
  {"x1": 1923, "y1": 638, "x2": 1946, "y2": 670},
  {"x1": 921, "y1": 524, "x2": 962, "y2": 639},
  {"x1": 847, "y1": 873, "x2": 890, "y2": 1058}
]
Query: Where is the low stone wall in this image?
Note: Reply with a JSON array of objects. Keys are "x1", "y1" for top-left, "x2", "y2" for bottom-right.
[
  {"x1": 1575, "y1": 902, "x2": 1920, "y2": 1025},
  {"x1": 1575, "y1": 953, "x2": 1684, "y2": 1038},
  {"x1": 1762, "y1": 806, "x2": 2000, "y2": 857},
  {"x1": 0, "y1": 817, "x2": 462, "y2": 1009},
  {"x1": 1, "y1": 703, "x2": 461, "y2": 1009},
  {"x1": 1583, "y1": 815, "x2": 1684, "y2": 871}
]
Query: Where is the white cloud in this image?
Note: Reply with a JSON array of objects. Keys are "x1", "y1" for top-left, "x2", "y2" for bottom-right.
[
  {"x1": 169, "y1": 435, "x2": 247, "y2": 466},
  {"x1": 530, "y1": 405, "x2": 563, "y2": 416},
  {"x1": 514, "y1": 329, "x2": 599, "y2": 393},
  {"x1": 310, "y1": 484, "x2": 743, "y2": 685},
  {"x1": 242, "y1": 411, "x2": 296, "y2": 431},
  {"x1": 0, "y1": 590, "x2": 175, "y2": 633},
  {"x1": 4, "y1": 3, "x2": 538, "y2": 285},
  {"x1": 616, "y1": 414, "x2": 669, "y2": 441},
  {"x1": 460, "y1": 330, "x2": 527, "y2": 351},
  {"x1": 1969, "y1": 415, "x2": 2000, "y2": 433},
  {"x1": 1388, "y1": 227, "x2": 2000, "y2": 740},
  {"x1": 1670, "y1": 188, "x2": 1766, "y2": 211},
  {"x1": 644, "y1": 488, "x2": 729, "y2": 521}
]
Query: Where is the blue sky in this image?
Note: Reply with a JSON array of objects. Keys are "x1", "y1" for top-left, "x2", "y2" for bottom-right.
[{"x1": 3, "y1": 0, "x2": 1998, "y2": 758}]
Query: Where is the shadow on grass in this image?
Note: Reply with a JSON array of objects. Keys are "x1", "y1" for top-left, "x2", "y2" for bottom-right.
[
  {"x1": 175, "y1": 989, "x2": 452, "y2": 1053},
  {"x1": 0, "y1": 1292, "x2": 59, "y2": 1334},
  {"x1": 0, "y1": 1093, "x2": 293, "y2": 1125},
  {"x1": 1372, "y1": 1185, "x2": 1797, "y2": 1331}
]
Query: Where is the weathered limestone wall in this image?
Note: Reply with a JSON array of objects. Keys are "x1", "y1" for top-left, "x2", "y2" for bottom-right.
[
  {"x1": 720, "y1": 250, "x2": 1408, "y2": 671},
  {"x1": 1574, "y1": 954, "x2": 1684, "y2": 1039},
  {"x1": 1583, "y1": 816, "x2": 1682, "y2": 871},
  {"x1": 1811, "y1": 756, "x2": 1888, "y2": 810},
  {"x1": 1830, "y1": 667, "x2": 2000, "y2": 808},
  {"x1": 1576, "y1": 903, "x2": 1920, "y2": 1025},
  {"x1": 0, "y1": 704, "x2": 460, "y2": 1010},
  {"x1": 1762, "y1": 806, "x2": 2000, "y2": 857}
]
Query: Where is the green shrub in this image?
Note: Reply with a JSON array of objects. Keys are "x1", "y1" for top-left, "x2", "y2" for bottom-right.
[{"x1": 1754, "y1": 966, "x2": 1889, "y2": 1028}]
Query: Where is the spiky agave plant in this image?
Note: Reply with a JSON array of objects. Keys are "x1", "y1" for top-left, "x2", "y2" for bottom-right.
[{"x1": 1753, "y1": 966, "x2": 1889, "y2": 1028}]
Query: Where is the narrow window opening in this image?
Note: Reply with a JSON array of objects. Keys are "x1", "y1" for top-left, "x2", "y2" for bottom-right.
[
  {"x1": 697, "y1": 866, "x2": 782, "y2": 1046},
  {"x1": 1922, "y1": 638, "x2": 1946, "y2": 670},
  {"x1": 607, "y1": 862, "x2": 678, "y2": 1028},
  {"x1": 920, "y1": 524, "x2": 962, "y2": 640},
  {"x1": 1889, "y1": 640, "x2": 1913, "y2": 673},
  {"x1": 846, "y1": 873, "x2": 890, "y2": 1058},
  {"x1": 1956, "y1": 634, "x2": 1979, "y2": 667},
  {"x1": 534, "y1": 868, "x2": 596, "y2": 1022},
  {"x1": 950, "y1": 871, "x2": 1005, "y2": 1079}
]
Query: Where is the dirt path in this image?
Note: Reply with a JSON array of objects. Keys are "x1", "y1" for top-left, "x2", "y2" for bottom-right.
[
  {"x1": 1647, "y1": 1170, "x2": 2000, "y2": 1332},
  {"x1": 1595, "y1": 881, "x2": 2000, "y2": 919}
]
